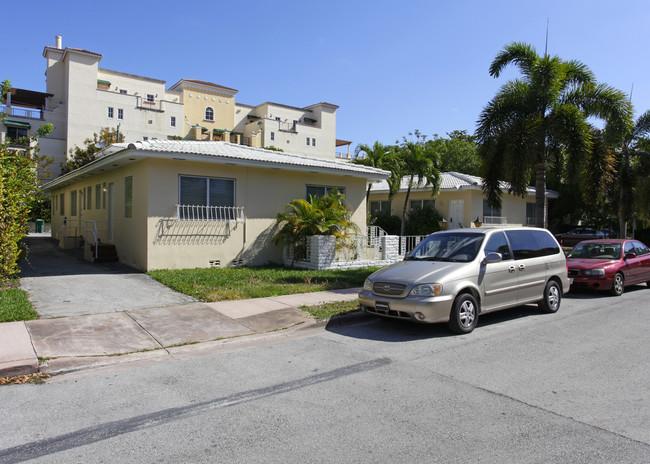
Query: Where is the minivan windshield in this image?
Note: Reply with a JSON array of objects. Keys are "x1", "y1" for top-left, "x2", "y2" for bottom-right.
[{"x1": 407, "y1": 232, "x2": 484, "y2": 263}]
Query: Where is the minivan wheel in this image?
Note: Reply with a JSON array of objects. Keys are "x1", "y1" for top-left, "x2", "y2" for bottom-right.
[
  {"x1": 538, "y1": 280, "x2": 561, "y2": 313},
  {"x1": 611, "y1": 273, "x2": 624, "y2": 296},
  {"x1": 448, "y1": 293, "x2": 479, "y2": 334}
]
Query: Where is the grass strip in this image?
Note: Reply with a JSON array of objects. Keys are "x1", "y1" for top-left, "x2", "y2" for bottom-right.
[
  {"x1": 301, "y1": 300, "x2": 360, "y2": 322},
  {"x1": 148, "y1": 265, "x2": 377, "y2": 302},
  {"x1": 0, "y1": 286, "x2": 38, "y2": 322}
]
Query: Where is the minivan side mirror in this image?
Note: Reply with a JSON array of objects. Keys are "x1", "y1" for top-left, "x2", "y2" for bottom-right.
[{"x1": 483, "y1": 252, "x2": 503, "y2": 264}]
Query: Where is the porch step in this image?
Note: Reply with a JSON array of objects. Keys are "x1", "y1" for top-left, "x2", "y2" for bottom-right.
[{"x1": 91, "y1": 244, "x2": 119, "y2": 263}]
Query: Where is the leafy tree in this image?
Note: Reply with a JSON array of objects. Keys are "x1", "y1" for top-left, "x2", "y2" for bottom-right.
[
  {"x1": 476, "y1": 42, "x2": 633, "y2": 229},
  {"x1": 614, "y1": 110, "x2": 650, "y2": 237},
  {"x1": 273, "y1": 190, "x2": 358, "y2": 265},
  {"x1": 427, "y1": 131, "x2": 480, "y2": 176},
  {"x1": 61, "y1": 127, "x2": 124, "y2": 174},
  {"x1": 404, "y1": 206, "x2": 443, "y2": 235},
  {"x1": 395, "y1": 131, "x2": 441, "y2": 235},
  {"x1": 1, "y1": 79, "x2": 53, "y2": 283}
]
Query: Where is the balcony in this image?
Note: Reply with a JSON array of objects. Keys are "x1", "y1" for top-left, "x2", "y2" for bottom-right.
[
  {"x1": 0, "y1": 105, "x2": 43, "y2": 120},
  {"x1": 135, "y1": 97, "x2": 164, "y2": 112}
]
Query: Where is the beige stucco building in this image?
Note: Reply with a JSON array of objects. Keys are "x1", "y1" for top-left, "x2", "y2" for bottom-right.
[
  {"x1": 43, "y1": 140, "x2": 389, "y2": 271},
  {"x1": 170, "y1": 78, "x2": 339, "y2": 159},
  {"x1": 369, "y1": 172, "x2": 558, "y2": 229}
]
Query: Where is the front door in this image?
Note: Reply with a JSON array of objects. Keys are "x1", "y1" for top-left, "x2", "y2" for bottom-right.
[{"x1": 448, "y1": 200, "x2": 464, "y2": 229}]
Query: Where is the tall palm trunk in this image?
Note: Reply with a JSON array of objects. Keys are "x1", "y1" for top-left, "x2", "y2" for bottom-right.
[
  {"x1": 535, "y1": 163, "x2": 547, "y2": 229},
  {"x1": 401, "y1": 175, "x2": 414, "y2": 236}
]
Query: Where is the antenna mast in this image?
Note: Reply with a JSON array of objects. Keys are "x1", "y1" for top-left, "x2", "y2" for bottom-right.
[{"x1": 545, "y1": 18, "x2": 549, "y2": 57}]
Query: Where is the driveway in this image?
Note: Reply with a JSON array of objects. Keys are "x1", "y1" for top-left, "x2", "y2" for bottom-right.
[{"x1": 18, "y1": 234, "x2": 195, "y2": 318}]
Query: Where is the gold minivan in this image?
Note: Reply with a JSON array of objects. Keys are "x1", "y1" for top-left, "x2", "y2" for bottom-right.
[{"x1": 358, "y1": 227, "x2": 570, "y2": 334}]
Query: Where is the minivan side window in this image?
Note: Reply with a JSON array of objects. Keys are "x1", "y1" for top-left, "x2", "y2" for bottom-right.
[
  {"x1": 484, "y1": 232, "x2": 512, "y2": 260},
  {"x1": 504, "y1": 230, "x2": 560, "y2": 260}
]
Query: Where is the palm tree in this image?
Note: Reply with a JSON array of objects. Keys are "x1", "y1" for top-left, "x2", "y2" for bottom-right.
[
  {"x1": 616, "y1": 110, "x2": 650, "y2": 237},
  {"x1": 273, "y1": 190, "x2": 358, "y2": 265},
  {"x1": 396, "y1": 131, "x2": 441, "y2": 236},
  {"x1": 353, "y1": 141, "x2": 394, "y2": 209},
  {"x1": 476, "y1": 42, "x2": 633, "y2": 229}
]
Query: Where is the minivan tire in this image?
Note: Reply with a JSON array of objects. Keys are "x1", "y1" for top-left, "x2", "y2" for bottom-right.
[
  {"x1": 448, "y1": 293, "x2": 479, "y2": 334},
  {"x1": 538, "y1": 280, "x2": 561, "y2": 313}
]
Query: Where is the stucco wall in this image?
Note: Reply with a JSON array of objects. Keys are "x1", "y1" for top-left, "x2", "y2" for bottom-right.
[{"x1": 143, "y1": 159, "x2": 368, "y2": 270}]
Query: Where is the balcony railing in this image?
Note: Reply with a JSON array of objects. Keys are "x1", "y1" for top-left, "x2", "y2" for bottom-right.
[
  {"x1": 0, "y1": 105, "x2": 43, "y2": 120},
  {"x1": 484, "y1": 216, "x2": 508, "y2": 225},
  {"x1": 176, "y1": 204, "x2": 245, "y2": 223},
  {"x1": 135, "y1": 97, "x2": 164, "y2": 112},
  {"x1": 526, "y1": 217, "x2": 536, "y2": 226}
]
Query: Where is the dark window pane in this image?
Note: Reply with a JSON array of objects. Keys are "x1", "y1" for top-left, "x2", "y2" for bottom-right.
[{"x1": 180, "y1": 177, "x2": 207, "y2": 206}]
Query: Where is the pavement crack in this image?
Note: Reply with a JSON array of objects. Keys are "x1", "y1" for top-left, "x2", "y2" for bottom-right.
[{"x1": 123, "y1": 312, "x2": 168, "y2": 354}]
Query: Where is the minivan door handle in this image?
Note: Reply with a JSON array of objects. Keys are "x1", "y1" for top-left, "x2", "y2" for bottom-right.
[
  {"x1": 508, "y1": 266, "x2": 516, "y2": 273},
  {"x1": 518, "y1": 264, "x2": 526, "y2": 271}
]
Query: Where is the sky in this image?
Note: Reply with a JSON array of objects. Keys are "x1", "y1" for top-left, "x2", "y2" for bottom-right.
[{"x1": 5, "y1": 0, "x2": 649, "y2": 150}]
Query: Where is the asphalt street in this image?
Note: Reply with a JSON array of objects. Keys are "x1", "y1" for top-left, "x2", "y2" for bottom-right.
[{"x1": 1, "y1": 285, "x2": 649, "y2": 463}]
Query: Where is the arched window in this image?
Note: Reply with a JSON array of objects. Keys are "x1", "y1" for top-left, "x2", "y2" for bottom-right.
[{"x1": 205, "y1": 107, "x2": 214, "y2": 121}]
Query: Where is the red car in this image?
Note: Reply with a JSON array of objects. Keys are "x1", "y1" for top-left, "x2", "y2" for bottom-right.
[{"x1": 567, "y1": 239, "x2": 650, "y2": 296}]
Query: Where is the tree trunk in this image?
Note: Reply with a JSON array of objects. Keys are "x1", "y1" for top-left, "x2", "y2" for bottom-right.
[
  {"x1": 535, "y1": 162, "x2": 547, "y2": 229},
  {"x1": 400, "y1": 176, "x2": 414, "y2": 236}
]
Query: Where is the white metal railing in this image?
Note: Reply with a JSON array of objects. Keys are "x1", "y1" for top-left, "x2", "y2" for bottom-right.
[
  {"x1": 399, "y1": 235, "x2": 427, "y2": 256},
  {"x1": 176, "y1": 205, "x2": 245, "y2": 223},
  {"x1": 0, "y1": 105, "x2": 43, "y2": 120},
  {"x1": 484, "y1": 216, "x2": 508, "y2": 225},
  {"x1": 85, "y1": 220, "x2": 110, "y2": 259},
  {"x1": 59, "y1": 218, "x2": 83, "y2": 239},
  {"x1": 367, "y1": 225, "x2": 387, "y2": 247},
  {"x1": 526, "y1": 217, "x2": 536, "y2": 226}
]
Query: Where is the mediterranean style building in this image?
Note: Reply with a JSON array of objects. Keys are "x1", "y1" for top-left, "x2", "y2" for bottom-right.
[{"x1": 1, "y1": 36, "x2": 342, "y2": 178}]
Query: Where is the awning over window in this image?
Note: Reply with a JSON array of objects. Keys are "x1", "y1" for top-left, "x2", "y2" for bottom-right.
[
  {"x1": 192, "y1": 125, "x2": 208, "y2": 131},
  {"x1": 3, "y1": 119, "x2": 31, "y2": 128},
  {"x1": 97, "y1": 79, "x2": 111, "y2": 86},
  {"x1": 304, "y1": 117, "x2": 317, "y2": 123},
  {"x1": 213, "y1": 128, "x2": 226, "y2": 133}
]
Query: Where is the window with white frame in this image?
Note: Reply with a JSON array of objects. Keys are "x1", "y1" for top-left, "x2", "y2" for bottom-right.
[
  {"x1": 370, "y1": 201, "x2": 391, "y2": 216},
  {"x1": 119, "y1": 89, "x2": 127, "y2": 94},
  {"x1": 305, "y1": 185, "x2": 345, "y2": 200},
  {"x1": 178, "y1": 175, "x2": 235, "y2": 220},
  {"x1": 95, "y1": 184, "x2": 101, "y2": 209},
  {"x1": 124, "y1": 176, "x2": 133, "y2": 218},
  {"x1": 107, "y1": 107, "x2": 114, "y2": 118},
  {"x1": 410, "y1": 199, "x2": 435, "y2": 212},
  {"x1": 270, "y1": 131, "x2": 275, "y2": 141},
  {"x1": 146, "y1": 94, "x2": 154, "y2": 103},
  {"x1": 205, "y1": 107, "x2": 214, "y2": 121},
  {"x1": 306, "y1": 137, "x2": 310, "y2": 146},
  {"x1": 171, "y1": 116, "x2": 176, "y2": 127},
  {"x1": 483, "y1": 199, "x2": 501, "y2": 217},
  {"x1": 117, "y1": 108, "x2": 124, "y2": 120},
  {"x1": 70, "y1": 190, "x2": 77, "y2": 216},
  {"x1": 312, "y1": 138, "x2": 316, "y2": 147}
]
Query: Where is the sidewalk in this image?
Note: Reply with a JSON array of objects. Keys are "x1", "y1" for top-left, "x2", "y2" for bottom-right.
[{"x1": 0, "y1": 288, "x2": 362, "y2": 378}]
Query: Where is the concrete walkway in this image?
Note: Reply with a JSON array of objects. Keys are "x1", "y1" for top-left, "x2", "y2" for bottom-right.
[
  {"x1": 19, "y1": 235, "x2": 195, "y2": 317},
  {"x1": 0, "y1": 233, "x2": 365, "y2": 378},
  {"x1": 0, "y1": 288, "x2": 361, "y2": 378}
]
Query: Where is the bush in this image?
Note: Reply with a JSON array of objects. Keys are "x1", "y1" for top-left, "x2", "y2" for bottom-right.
[
  {"x1": 372, "y1": 213, "x2": 402, "y2": 235},
  {"x1": 404, "y1": 207, "x2": 442, "y2": 235}
]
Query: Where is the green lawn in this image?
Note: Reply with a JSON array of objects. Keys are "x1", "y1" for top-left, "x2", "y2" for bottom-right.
[
  {"x1": 0, "y1": 282, "x2": 38, "y2": 322},
  {"x1": 147, "y1": 265, "x2": 378, "y2": 302}
]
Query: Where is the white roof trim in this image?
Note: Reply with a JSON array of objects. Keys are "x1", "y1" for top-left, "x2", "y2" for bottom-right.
[{"x1": 43, "y1": 141, "x2": 390, "y2": 191}]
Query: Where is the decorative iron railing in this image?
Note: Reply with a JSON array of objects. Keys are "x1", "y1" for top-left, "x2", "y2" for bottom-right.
[{"x1": 176, "y1": 205, "x2": 245, "y2": 222}]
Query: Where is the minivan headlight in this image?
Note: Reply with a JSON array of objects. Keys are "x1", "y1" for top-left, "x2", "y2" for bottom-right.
[
  {"x1": 363, "y1": 279, "x2": 373, "y2": 291},
  {"x1": 583, "y1": 269, "x2": 605, "y2": 276},
  {"x1": 410, "y1": 284, "x2": 443, "y2": 297}
]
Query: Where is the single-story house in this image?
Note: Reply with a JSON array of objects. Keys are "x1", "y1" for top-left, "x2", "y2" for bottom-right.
[
  {"x1": 368, "y1": 171, "x2": 559, "y2": 229},
  {"x1": 43, "y1": 140, "x2": 390, "y2": 271}
]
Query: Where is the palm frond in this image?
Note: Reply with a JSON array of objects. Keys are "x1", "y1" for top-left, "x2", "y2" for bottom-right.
[{"x1": 489, "y1": 42, "x2": 538, "y2": 78}]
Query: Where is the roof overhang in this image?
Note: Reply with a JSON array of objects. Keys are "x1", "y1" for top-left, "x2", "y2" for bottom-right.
[{"x1": 42, "y1": 142, "x2": 390, "y2": 191}]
